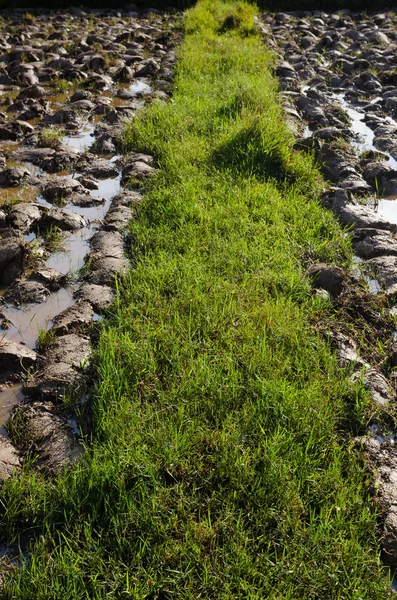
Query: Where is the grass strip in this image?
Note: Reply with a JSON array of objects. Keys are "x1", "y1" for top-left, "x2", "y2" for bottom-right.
[{"x1": 0, "y1": 1, "x2": 392, "y2": 598}]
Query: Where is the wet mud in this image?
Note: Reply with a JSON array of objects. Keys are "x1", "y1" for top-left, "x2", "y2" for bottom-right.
[
  {"x1": 0, "y1": 6, "x2": 178, "y2": 479},
  {"x1": 259, "y1": 9, "x2": 397, "y2": 574}
]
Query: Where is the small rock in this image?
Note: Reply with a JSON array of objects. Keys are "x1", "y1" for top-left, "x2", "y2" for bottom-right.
[
  {"x1": 51, "y1": 302, "x2": 94, "y2": 335},
  {"x1": 83, "y1": 158, "x2": 119, "y2": 178},
  {"x1": 4, "y1": 280, "x2": 50, "y2": 305},
  {"x1": 0, "y1": 229, "x2": 25, "y2": 285},
  {"x1": 74, "y1": 283, "x2": 115, "y2": 311},
  {"x1": 24, "y1": 334, "x2": 90, "y2": 402},
  {"x1": 41, "y1": 178, "x2": 84, "y2": 203},
  {"x1": 0, "y1": 340, "x2": 37, "y2": 380},
  {"x1": 79, "y1": 176, "x2": 99, "y2": 190},
  {"x1": 352, "y1": 229, "x2": 397, "y2": 259},
  {"x1": 9, "y1": 404, "x2": 82, "y2": 474},
  {"x1": 32, "y1": 268, "x2": 65, "y2": 290},
  {"x1": 68, "y1": 193, "x2": 104, "y2": 208},
  {"x1": 39, "y1": 208, "x2": 86, "y2": 231},
  {"x1": 306, "y1": 263, "x2": 345, "y2": 297},
  {"x1": 8, "y1": 203, "x2": 41, "y2": 232},
  {"x1": 351, "y1": 367, "x2": 393, "y2": 407},
  {"x1": 0, "y1": 437, "x2": 20, "y2": 481},
  {"x1": 366, "y1": 256, "x2": 397, "y2": 295},
  {"x1": 328, "y1": 331, "x2": 369, "y2": 369},
  {"x1": 103, "y1": 205, "x2": 132, "y2": 231},
  {"x1": 0, "y1": 166, "x2": 31, "y2": 187}
]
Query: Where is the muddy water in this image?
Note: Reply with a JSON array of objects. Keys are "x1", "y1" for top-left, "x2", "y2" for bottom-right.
[
  {"x1": 1, "y1": 168, "x2": 122, "y2": 349},
  {"x1": 63, "y1": 124, "x2": 96, "y2": 153},
  {"x1": 266, "y1": 9, "x2": 397, "y2": 580},
  {"x1": 4, "y1": 288, "x2": 74, "y2": 347},
  {"x1": 312, "y1": 92, "x2": 397, "y2": 223},
  {"x1": 0, "y1": 6, "x2": 179, "y2": 436}
]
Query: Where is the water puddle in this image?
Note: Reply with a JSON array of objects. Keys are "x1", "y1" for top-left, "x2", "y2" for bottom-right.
[
  {"x1": 0, "y1": 169, "x2": 122, "y2": 357},
  {"x1": 303, "y1": 86, "x2": 397, "y2": 225},
  {"x1": 130, "y1": 79, "x2": 152, "y2": 96},
  {"x1": 0, "y1": 23, "x2": 156, "y2": 443},
  {"x1": 2, "y1": 287, "x2": 74, "y2": 349},
  {"x1": 352, "y1": 256, "x2": 381, "y2": 294},
  {"x1": 95, "y1": 173, "x2": 121, "y2": 201},
  {"x1": 0, "y1": 186, "x2": 38, "y2": 206},
  {"x1": 45, "y1": 229, "x2": 91, "y2": 275},
  {"x1": 336, "y1": 94, "x2": 377, "y2": 153},
  {"x1": 376, "y1": 198, "x2": 397, "y2": 225},
  {"x1": 63, "y1": 123, "x2": 95, "y2": 153},
  {"x1": 48, "y1": 91, "x2": 72, "y2": 107},
  {"x1": 103, "y1": 91, "x2": 131, "y2": 109}
]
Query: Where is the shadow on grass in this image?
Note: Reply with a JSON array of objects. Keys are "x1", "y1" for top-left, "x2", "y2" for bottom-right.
[{"x1": 213, "y1": 121, "x2": 290, "y2": 181}]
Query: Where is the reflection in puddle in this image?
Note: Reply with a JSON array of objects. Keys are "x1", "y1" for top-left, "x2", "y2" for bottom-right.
[
  {"x1": 307, "y1": 91, "x2": 397, "y2": 225},
  {"x1": 45, "y1": 229, "x2": 91, "y2": 275},
  {"x1": 377, "y1": 199, "x2": 397, "y2": 225},
  {"x1": 336, "y1": 94, "x2": 377, "y2": 153},
  {"x1": 96, "y1": 173, "x2": 121, "y2": 201},
  {"x1": 63, "y1": 123, "x2": 95, "y2": 152},
  {"x1": 48, "y1": 91, "x2": 71, "y2": 106},
  {"x1": 351, "y1": 256, "x2": 381, "y2": 294},
  {"x1": 130, "y1": 79, "x2": 152, "y2": 96},
  {"x1": 0, "y1": 186, "x2": 38, "y2": 206},
  {"x1": 366, "y1": 277, "x2": 381, "y2": 295},
  {"x1": 3, "y1": 287, "x2": 74, "y2": 349},
  {"x1": 0, "y1": 69, "x2": 129, "y2": 438}
]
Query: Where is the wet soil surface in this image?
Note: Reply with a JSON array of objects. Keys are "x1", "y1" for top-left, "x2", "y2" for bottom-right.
[
  {"x1": 259, "y1": 9, "x2": 397, "y2": 571},
  {"x1": 0, "y1": 7, "x2": 178, "y2": 479}
]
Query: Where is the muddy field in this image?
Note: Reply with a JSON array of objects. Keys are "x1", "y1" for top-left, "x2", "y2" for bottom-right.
[
  {"x1": 3, "y1": 3, "x2": 397, "y2": 585},
  {"x1": 0, "y1": 7, "x2": 178, "y2": 481},
  {"x1": 259, "y1": 9, "x2": 397, "y2": 568}
]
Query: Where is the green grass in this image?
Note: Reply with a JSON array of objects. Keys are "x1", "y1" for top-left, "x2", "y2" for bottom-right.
[
  {"x1": 0, "y1": 1, "x2": 392, "y2": 598},
  {"x1": 38, "y1": 127, "x2": 65, "y2": 149}
]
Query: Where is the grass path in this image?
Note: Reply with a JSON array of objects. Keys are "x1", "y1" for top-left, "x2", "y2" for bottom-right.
[{"x1": 0, "y1": 1, "x2": 392, "y2": 597}]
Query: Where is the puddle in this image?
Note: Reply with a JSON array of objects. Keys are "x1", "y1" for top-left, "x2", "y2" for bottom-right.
[
  {"x1": 376, "y1": 198, "x2": 397, "y2": 225},
  {"x1": 24, "y1": 232, "x2": 36, "y2": 243},
  {"x1": 95, "y1": 173, "x2": 121, "y2": 201},
  {"x1": 45, "y1": 229, "x2": 91, "y2": 275},
  {"x1": 110, "y1": 96, "x2": 132, "y2": 108},
  {"x1": 130, "y1": 79, "x2": 152, "y2": 96},
  {"x1": 303, "y1": 87, "x2": 397, "y2": 225},
  {"x1": 103, "y1": 91, "x2": 131, "y2": 109},
  {"x1": 339, "y1": 100, "x2": 376, "y2": 152},
  {"x1": 332, "y1": 93, "x2": 397, "y2": 167},
  {"x1": 66, "y1": 416, "x2": 80, "y2": 436},
  {"x1": 0, "y1": 22, "x2": 156, "y2": 444},
  {"x1": 63, "y1": 123, "x2": 95, "y2": 153},
  {"x1": 366, "y1": 276, "x2": 382, "y2": 295},
  {"x1": 351, "y1": 256, "x2": 381, "y2": 293},
  {"x1": 2, "y1": 287, "x2": 75, "y2": 349},
  {"x1": 48, "y1": 91, "x2": 71, "y2": 106},
  {"x1": 0, "y1": 186, "x2": 38, "y2": 206}
]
